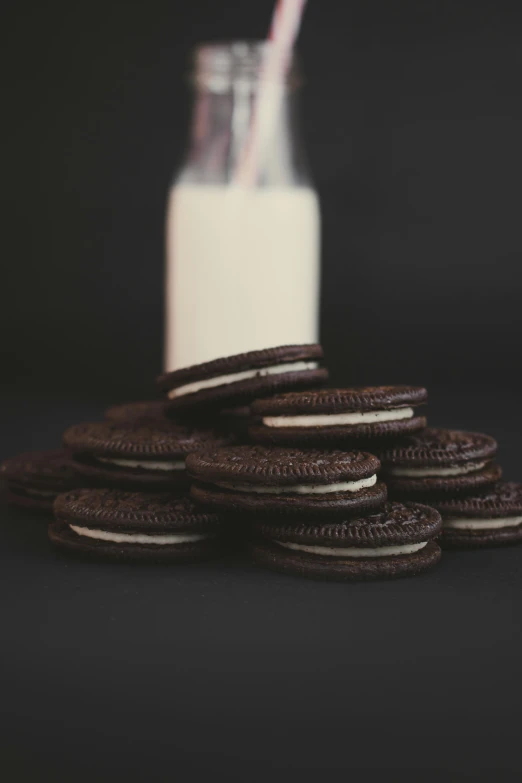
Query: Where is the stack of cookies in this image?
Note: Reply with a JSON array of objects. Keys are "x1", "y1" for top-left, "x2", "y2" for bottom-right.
[
  {"x1": 186, "y1": 445, "x2": 442, "y2": 580},
  {"x1": 377, "y1": 429, "x2": 522, "y2": 549},
  {"x1": 46, "y1": 419, "x2": 234, "y2": 562},
  {"x1": 160, "y1": 370, "x2": 443, "y2": 580},
  {"x1": 48, "y1": 345, "x2": 330, "y2": 562},
  {"x1": 2, "y1": 341, "x2": 520, "y2": 576},
  {"x1": 1, "y1": 345, "x2": 329, "y2": 565}
]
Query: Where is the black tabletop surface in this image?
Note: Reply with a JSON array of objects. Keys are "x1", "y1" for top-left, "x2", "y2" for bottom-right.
[{"x1": 1, "y1": 390, "x2": 521, "y2": 783}]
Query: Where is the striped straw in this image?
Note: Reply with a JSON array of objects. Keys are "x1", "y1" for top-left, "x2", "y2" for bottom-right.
[{"x1": 233, "y1": 0, "x2": 308, "y2": 187}]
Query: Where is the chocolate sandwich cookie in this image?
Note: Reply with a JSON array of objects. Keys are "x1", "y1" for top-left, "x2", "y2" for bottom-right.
[
  {"x1": 50, "y1": 489, "x2": 224, "y2": 562},
  {"x1": 0, "y1": 450, "x2": 84, "y2": 512},
  {"x1": 105, "y1": 400, "x2": 167, "y2": 424},
  {"x1": 431, "y1": 482, "x2": 522, "y2": 548},
  {"x1": 250, "y1": 386, "x2": 427, "y2": 445},
  {"x1": 63, "y1": 420, "x2": 234, "y2": 491},
  {"x1": 249, "y1": 502, "x2": 442, "y2": 581},
  {"x1": 187, "y1": 445, "x2": 386, "y2": 517},
  {"x1": 378, "y1": 428, "x2": 501, "y2": 498},
  {"x1": 157, "y1": 344, "x2": 328, "y2": 413}
]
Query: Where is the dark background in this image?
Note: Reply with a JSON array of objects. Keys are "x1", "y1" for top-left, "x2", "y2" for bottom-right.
[
  {"x1": 3, "y1": 0, "x2": 522, "y2": 400},
  {"x1": 2, "y1": 2, "x2": 522, "y2": 781}
]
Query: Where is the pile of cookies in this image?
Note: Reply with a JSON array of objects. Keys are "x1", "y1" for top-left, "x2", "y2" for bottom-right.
[{"x1": 1, "y1": 344, "x2": 521, "y2": 580}]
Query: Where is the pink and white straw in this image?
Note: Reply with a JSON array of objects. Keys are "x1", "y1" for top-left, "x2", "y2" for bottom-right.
[{"x1": 233, "y1": 0, "x2": 308, "y2": 187}]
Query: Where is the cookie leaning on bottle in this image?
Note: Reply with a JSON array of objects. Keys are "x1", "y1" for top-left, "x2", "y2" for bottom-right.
[{"x1": 157, "y1": 344, "x2": 328, "y2": 413}]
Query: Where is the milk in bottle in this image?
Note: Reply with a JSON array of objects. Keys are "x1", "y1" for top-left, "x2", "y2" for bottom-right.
[{"x1": 165, "y1": 42, "x2": 320, "y2": 371}]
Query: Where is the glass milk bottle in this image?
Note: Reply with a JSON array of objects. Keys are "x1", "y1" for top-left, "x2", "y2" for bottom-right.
[{"x1": 165, "y1": 41, "x2": 320, "y2": 371}]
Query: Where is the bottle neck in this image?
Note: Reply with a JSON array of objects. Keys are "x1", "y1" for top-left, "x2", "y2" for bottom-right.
[{"x1": 178, "y1": 85, "x2": 311, "y2": 188}]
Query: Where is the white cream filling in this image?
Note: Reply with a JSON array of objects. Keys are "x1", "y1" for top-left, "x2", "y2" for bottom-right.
[
  {"x1": 389, "y1": 461, "x2": 487, "y2": 478},
  {"x1": 444, "y1": 515, "x2": 522, "y2": 531},
  {"x1": 216, "y1": 474, "x2": 377, "y2": 495},
  {"x1": 275, "y1": 540, "x2": 428, "y2": 558},
  {"x1": 262, "y1": 407, "x2": 414, "y2": 428},
  {"x1": 97, "y1": 457, "x2": 186, "y2": 471},
  {"x1": 69, "y1": 525, "x2": 208, "y2": 545},
  {"x1": 168, "y1": 361, "x2": 319, "y2": 399}
]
